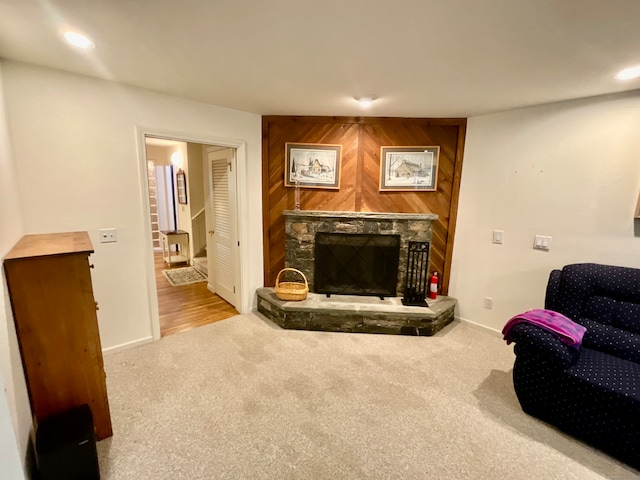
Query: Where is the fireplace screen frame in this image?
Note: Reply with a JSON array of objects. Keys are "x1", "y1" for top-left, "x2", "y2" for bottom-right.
[{"x1": 314, "y1": 232, "x2": 401, "y2": 298}]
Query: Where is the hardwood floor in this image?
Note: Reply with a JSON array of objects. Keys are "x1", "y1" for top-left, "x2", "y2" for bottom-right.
[{"x1": 154, "y1": 253, "x2": 238, "y2": 337}]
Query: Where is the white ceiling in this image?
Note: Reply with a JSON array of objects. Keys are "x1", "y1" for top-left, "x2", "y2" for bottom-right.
[{"x1": 1, "y1": 0, "x2": 639, "y2": 118}]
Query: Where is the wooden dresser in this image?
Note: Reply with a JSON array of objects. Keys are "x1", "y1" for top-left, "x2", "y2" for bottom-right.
[{"x1": 3, "y1": 232, "x2": 112, "y2": 440}]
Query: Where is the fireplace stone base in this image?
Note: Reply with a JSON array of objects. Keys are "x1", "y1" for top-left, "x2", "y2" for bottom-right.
[{"x1": 256, "y1": 288, "x2": 456, "y2": 336}]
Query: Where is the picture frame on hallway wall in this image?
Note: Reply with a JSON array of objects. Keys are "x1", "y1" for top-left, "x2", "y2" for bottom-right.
[
  {"x1": 285, "y1": 143, "x2": 342, "y2": 189},
  {"x1": 176, "y1": 171, "x2": 188, "y2": 204},
  {"x1": 379, "y1": 146, "x2": 440, "y2": 192}
]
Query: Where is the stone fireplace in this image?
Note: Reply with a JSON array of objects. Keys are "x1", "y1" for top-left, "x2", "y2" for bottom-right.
[
  {"x1": 284, "y1": 210, "x2": 437, "y2": 295},
  {"x1": 257, "y1": 210, "x2": 456, "y2": 336}
]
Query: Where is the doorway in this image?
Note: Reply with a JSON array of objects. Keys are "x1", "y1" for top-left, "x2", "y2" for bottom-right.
[{"x1": 143, "y1": 136, "x2": 239, "y2": 337}]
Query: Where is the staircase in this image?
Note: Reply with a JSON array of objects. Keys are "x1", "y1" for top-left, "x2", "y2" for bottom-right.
[{"x1": 193, "y1": 247, "x2": 207, "y2": 277}]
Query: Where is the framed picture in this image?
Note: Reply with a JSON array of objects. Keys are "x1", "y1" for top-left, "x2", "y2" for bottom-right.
[
  {"x1": 285, "y1": 143, "x2": 342, "y2": 189},
  {"x1": 176, "y1": 171, "x2": 188, "y2": 204},
  {"x1": 379, "y1": 146, "x2": 440, "y2": 191}
]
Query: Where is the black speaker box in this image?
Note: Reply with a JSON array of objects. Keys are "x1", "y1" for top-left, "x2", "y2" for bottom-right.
[{"x1": 35, "y1": 404, "x2": 100, "y2": 480}]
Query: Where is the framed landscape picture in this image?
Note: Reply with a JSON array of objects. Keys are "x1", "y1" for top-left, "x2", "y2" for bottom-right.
[
  {"x1": 379, "y1": 146, "x2": 440, "y2": 192},
  {"x1": 285, "y1": 143, "x2": 342, "y2": 189}
]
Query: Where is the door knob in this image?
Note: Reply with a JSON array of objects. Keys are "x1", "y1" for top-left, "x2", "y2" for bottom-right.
[{"x1": 208, "y1": 229, "x2": 215, "y2": 235}]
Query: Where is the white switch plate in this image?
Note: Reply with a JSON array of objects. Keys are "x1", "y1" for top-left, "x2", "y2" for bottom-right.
[
  {"x1": 99, "y1": 228, "x2": 117, "y2": 243},
  {"x1": 533, "y1": 235, "x2": 551, "y2": 251},
  {"x1": 492, "y1": 230, "x2": 504, "y2": 244},
  {"x1": 484, "y1": 297, "x2": 493, "y2": 309}
]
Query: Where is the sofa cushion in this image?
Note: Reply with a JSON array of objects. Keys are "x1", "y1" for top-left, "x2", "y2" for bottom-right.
[
  {"x1": 555, "y1": 264, "x2": 640, "y2": 322},
  {"x1": 582, "y1": 296, "x2": 640, "y2": 334},
  {"x1": 615, "y1": 301, "x2": 640, "y2": 334},
  {"x1": 566, "y1": 347, "x2": 640, "y2": 401},
  {"x1": 576, "y1": 317, "x2": 640, "y2": 364},
  {"x1": 550, "y1": 264, "x2": 640, "y2": 342}
]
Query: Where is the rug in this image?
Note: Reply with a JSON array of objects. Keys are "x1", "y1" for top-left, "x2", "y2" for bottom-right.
[{"x1": 162, "y1": 267, "x2": 207, "y2": 286}]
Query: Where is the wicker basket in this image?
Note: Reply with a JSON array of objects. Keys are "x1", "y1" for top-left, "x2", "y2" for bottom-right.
[{"x1": 274, "y1": 268, "x2": 309, "y2": 301}]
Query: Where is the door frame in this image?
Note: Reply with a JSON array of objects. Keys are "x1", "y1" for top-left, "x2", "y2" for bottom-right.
[{"x1": 136, "y1": 127, "x2": 247, "y2": 341}]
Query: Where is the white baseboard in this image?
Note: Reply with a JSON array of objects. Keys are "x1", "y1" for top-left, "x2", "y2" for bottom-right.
[
  {"x1": 103, "y1": 336, "x2": 154, "y2": 355},
  {"x1": 456, "y1": 316, "x2": 502, "y2": 338}
]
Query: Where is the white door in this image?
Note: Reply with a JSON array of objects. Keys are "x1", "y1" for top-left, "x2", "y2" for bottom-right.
[{"x1": 205, "y1": 147, "x2": 238, "y2": 307}]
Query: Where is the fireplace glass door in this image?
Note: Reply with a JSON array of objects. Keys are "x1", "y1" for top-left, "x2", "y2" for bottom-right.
[{"x1": 314, "y1": 232, "x2": 400, "y2": 298}]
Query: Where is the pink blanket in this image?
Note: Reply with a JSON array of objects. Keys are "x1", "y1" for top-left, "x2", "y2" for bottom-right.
[{"x1": 502, "y1": 308, "x2": 586, "y2": 348}]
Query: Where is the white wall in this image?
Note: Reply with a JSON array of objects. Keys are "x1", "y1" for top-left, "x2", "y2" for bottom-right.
[
  {"x1": 145, "y1": 145, "x2": 170, "y2": 165},
  {"x1": 187, "y1": 142, "x2": 205, "y2": 258},
  {"x1": 0, "y1": 62, "x2": 28, "y2": 479},
  {"x1": 451, "y1": 90, "x2": 640, "y2": 333},
  {"x1": 2, "y1": 61, "x2": 263, "y2": 354},
  {"x1": 187, "y1": 143, "x2": 205, "y2": 213},
  {"x1": 172, "y1": 143, "x2": 192, "y2": 238}
]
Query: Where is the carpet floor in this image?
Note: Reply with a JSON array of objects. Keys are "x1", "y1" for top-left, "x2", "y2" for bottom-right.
[
  {"x1": 162, "y1": 267, "x2": 207, "y2": 287},
  {"x1": 97, "y1": 314, "x2": 639, "y2": 479}
]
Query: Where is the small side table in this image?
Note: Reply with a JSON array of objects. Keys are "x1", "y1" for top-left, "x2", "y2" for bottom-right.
[{"x1": 160, "y1": 230, "x2": 190, "y2": 267}]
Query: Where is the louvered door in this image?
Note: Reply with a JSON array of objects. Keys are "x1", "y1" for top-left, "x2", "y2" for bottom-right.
[{"x1": 205, "y1": 147, "x2": 238, "y2": 306}]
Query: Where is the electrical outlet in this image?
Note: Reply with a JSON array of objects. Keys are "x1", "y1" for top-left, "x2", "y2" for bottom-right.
[
  {"x1": 484, "y1": 297, "x2": 493, "y2": 309},
  {"x1": 99, "y1": 228, "x2": 117, "y2": 243}
]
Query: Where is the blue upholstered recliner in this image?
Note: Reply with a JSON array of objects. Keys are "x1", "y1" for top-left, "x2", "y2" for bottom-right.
[{"x1": 509, "y1": 263, "x2": 640, "y2": 469}]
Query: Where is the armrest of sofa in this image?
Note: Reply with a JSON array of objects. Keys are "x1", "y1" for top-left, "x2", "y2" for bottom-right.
[
  {"x1": 510, "y1": 323, "x2": 580, "y2": 368},
  {"x1": 544, "y1": 269, "x2": 562, "y2": 311}
]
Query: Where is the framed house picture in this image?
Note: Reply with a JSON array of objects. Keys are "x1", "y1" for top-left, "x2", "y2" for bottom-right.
[
  {"x1": 285, "y1": 143, "x2": 342, "y2": 189},
  {"x1": 379, "y1": 146, "x2": 440, "y2": 192}
]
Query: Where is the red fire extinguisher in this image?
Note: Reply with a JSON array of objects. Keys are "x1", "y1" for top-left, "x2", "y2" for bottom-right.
[{"x1": 429, "y1": 272, "x2": 439, "y2": 300}]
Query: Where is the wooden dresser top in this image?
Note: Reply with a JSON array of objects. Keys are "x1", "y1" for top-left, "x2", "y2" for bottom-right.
[{"x1": 4, "y1": 232, "x2": 94, "y2": 261}]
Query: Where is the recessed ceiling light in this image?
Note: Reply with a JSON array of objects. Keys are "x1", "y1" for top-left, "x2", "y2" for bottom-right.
[
  {"x1": 63, "y1": 31, "x2": 95, "y2": 49},
  {"x1": 357, "y1": 95, "x2": 376, "y2": 107},
  {"x1": 615, "y1": 66, "x2": 640, "y2": 80}
]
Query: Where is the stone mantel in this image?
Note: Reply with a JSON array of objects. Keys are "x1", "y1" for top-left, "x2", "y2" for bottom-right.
[
  {"x1": 283, "y1": 210, "x2": 439, "y2": 222},
  {"x1": 284, "y1": 210, "x2": 439, "y2": 295}
]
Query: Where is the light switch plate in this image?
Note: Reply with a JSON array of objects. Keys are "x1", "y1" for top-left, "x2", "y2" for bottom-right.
[
  {"x1": 533, "y1": 235, "x2": 551, "y2": 251},
  {"x1": 492, "y1": 230, "x2": 504, "y2": 244}
]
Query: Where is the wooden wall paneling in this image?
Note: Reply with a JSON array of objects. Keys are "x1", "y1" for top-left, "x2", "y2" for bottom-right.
[
  {"x1": 262, "y1": 116, "x2": 467, "y2": 292},
  {"x1": 443, "y1": 121, "x2": 467, "y2": 293},
  {"x1": 262, "y1": 117, "x2": 360, "y2": 285},
  {"x1": 354, "y1": 125, "x2": 365, "y2": 211},
  {"x1": 358, "y1": 123, "x2": 461, "y2": 293},
  {"x1": 262, "y1": 118, "x2": 271, "y2": 286},
  {"x1": 358, "y1": 124, "x2": 386, "y2": 213}
]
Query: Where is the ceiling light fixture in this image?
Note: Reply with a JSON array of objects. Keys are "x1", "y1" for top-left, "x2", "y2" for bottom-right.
[
  {"x1": 357, "y1": 95, "x2": 376, "y2": 107},
  {"x1": 170, "y1": 151, "x2": 184, "y2": 170},
  {"x1": 615, "y1": 66, "x2": 640, "y2": 80},
  {"x1": 63, "y1": 31, "x2": 95, "y2": 49}
]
